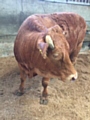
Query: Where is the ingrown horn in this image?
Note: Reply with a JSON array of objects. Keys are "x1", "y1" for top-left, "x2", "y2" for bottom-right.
[{"x1": 45, "y1": 35, "x2": 54, "y2": 49}]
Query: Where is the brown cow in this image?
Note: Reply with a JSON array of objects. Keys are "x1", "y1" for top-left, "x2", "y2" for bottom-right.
[{"x1": 14, "y1": 12, "x2": 86, "y2": 104}]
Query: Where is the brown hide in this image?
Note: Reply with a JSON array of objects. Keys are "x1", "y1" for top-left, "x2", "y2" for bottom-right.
[
  {"x1": 14, "y1": 12, "x2": 86, "y2": 80},
  {"x1": 50, "y1": 13, "x2": 86, "y2": 53}
]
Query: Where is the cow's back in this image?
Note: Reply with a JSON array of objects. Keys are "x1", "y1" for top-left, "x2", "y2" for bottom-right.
[{"x1": 50, "y1": 12, "x2": 86, "y2": 52}]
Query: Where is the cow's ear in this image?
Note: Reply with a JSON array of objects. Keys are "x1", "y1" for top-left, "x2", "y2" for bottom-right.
[
  {"x1": 48, "y1": 25, "x2": 63, "y2": 34},
  {"x1": 51, "y1": 25, "x2": 63, "y2": 33},
  {"x1": 37, "y1": 42, "x2": 49, "y2": 59}
]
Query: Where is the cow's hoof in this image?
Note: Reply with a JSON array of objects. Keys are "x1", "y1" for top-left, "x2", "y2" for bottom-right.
[
  {"x1": 40, "y1": 97, "x2": 48, "y2": 105},
  {"x1": 13, "y1": 90, "x2": 25, "y2": 96}
]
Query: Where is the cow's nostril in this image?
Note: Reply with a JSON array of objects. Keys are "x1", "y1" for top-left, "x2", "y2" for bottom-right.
[
  {"x1": 71, "y1": 77, "x2": 76, "y2": 81},
  {"x1": 67, "y1": 72, "x2": 78, "y2": 81},
  {"x1": 71, "y1": 72, "x2": 78, "y2": 81}
]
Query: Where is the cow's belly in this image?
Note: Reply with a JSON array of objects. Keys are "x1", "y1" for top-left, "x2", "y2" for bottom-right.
[{"x1": 34, "y1": 68, "x2": 60, "y2": 79}]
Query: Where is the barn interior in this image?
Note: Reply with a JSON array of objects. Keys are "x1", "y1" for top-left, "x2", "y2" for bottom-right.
[{"x1": 0, "y1": 0, "x2": 90, "y2": 120}]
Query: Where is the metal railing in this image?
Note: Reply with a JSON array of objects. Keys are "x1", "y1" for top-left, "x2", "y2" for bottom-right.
[
  {"x1": 66, "y1": 0, "x2": 90, "y2": 5},
  {"x1": 44, "y1": 0, "x2": 90, "y2": 5}
]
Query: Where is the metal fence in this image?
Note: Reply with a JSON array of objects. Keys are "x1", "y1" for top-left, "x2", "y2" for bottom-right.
[
  {"x1": 66, "y1": 0, "x2": 90, "y2": 5},
  {"x1": 44, "y1": 0, "x2": 90, "y2": 5}
]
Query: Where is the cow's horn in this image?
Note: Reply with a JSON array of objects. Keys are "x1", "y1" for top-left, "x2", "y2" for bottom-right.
[{"x1": 45, "y1": 35, "x2": 54, "y2": 49}]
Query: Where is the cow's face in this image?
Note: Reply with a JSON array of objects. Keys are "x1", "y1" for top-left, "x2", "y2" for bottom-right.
[
  {"x1": 38, "y1": 25, "x2": 78, "y2": 81},
  {"x1": 47, "y1": 44, "x2": 78, "y2": 81}
]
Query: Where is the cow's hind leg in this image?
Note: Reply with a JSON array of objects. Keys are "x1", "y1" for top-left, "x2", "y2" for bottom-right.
[{"x1": 40, "y1": 77, "x2": 50, "y2": 105}]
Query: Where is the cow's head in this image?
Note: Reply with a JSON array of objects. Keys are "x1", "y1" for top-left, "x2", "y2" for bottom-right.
[{"x1": 37, "y1": 25, "x2": 78, "y2": 82}]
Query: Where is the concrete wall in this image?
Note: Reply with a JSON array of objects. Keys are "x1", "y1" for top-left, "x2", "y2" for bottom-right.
[{"x1": 0, "y1": 0, "x2": 90, "y2": 57}]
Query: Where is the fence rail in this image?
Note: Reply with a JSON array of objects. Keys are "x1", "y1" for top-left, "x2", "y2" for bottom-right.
[{"x1": 44, "y1": 0, "x2": 90, "y2": 5}]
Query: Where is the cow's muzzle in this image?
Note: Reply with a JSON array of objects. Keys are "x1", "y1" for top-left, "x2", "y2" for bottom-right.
[{"x1": 67, "y1": 72, "x2": 78, "y2": 81}]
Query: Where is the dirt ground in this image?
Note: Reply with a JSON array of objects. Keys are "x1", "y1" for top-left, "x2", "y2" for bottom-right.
[{"x1": 0, "y1": 50, "x2": 90, "y2": 120}]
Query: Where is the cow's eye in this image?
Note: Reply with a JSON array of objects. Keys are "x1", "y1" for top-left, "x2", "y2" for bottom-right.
[
  {"x1": 52, "y1": 52, "x2": 63, "y2": 61},
  {"x1": 53, "y1": 53, "x2": 59, "y2": 58}
]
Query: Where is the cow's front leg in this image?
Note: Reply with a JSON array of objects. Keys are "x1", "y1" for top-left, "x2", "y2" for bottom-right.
[
  {"x1": 70, "y1": 56, "x2": 77, "y2": 65},
  {"x1": 70, "y1": 42, "x2": 83, "y2": 65},
  {"x1": 40, "y1": 77, "x2": 50, "y2": 105}
]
